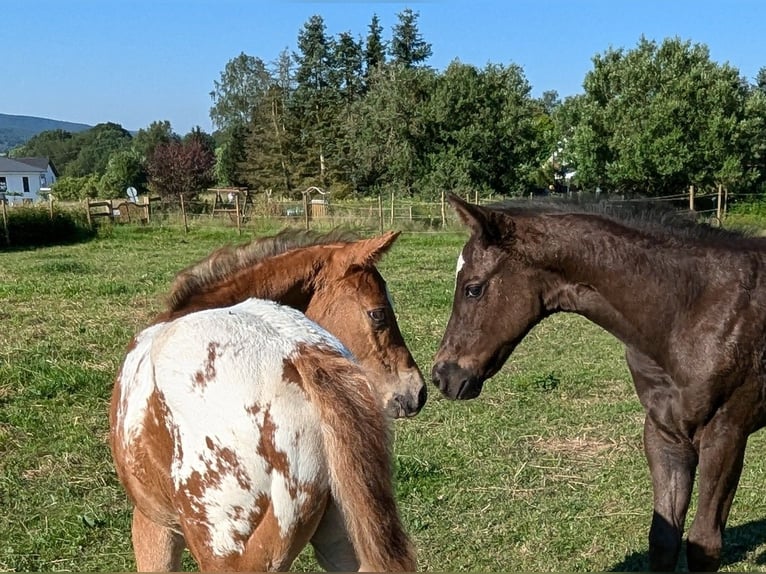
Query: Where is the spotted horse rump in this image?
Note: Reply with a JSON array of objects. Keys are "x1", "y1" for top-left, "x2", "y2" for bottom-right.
[{"x1": 111, "y1": 299, "x2": 415, "y2": 571}]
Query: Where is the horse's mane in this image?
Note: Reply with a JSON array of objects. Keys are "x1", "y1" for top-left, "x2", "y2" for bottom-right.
[
  {"x1": 167, "y1": 227, "x2": 361, "y2": 312},
  {"x1": 490, "y1": 196, "x2": 758, "y2": 247}
]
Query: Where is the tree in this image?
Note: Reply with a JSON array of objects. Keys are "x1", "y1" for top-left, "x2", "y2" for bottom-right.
[
  {"x1": 132, "y1": 120, "x2": 179, "y2": 161},
  {"x1": 344, "y1": 65, "x2": 436, "y2": 196},
  {"x1": 50, "y1": 174, "x2": 101, "y2": 200},
  {"x1": 364, "y1": 14, "x2": 386, "y2": 80},
  {"x1": 209, "y1": 52, "x2": 272, "y2": 133},
  {"x1": 65, "y1": 122, "x2": 133, "y2": 177},
  {"x1": 216, "y1": 122, "x2": 250, "y2": 187},
  {"x1": 100, "y1": 149, "x2": 147, "y2": 198},
  {"x1": 333, "y1": 31, "x2": 364, "y2": 108},
  {"x1": 563, "y1": 37, "x2": 752, "y2": 195},
  {"x1": 11, "y1": 129, "x2": 78, "y2": 175},
  {"x1": 147, "y1": 139, "x2": 215, "y2": 202},
  {"x1": 756, "y1": 66, "x2": 766, "y2": 93},
  {"x1": 292, "y1": 15, "x2": 340, "y2": 188},
  {"x1": 389, "y1": 9, "x2": 432, "y2": 68},
  {"x1": 423, "y1": 61, "x2": 544, "y2": 197},
  {"x1": 183, "y1": 126, "x2": 216, "y2": 154},
  {"x1": 741, "y1": 85, "x2": 766, "y2": 192}
]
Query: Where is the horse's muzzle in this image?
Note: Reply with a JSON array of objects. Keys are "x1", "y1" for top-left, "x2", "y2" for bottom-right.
[
  {"x1": 390, "y1": 380, "x2": 428, "y2": 418},
  {"x1": 431, "y1": 361, "x2": 484, "y2": 400}
]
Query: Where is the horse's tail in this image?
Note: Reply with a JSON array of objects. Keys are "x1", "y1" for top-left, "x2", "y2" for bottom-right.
[{"x1": 291, "y1": 344, "x2": 416, "y2": 572}]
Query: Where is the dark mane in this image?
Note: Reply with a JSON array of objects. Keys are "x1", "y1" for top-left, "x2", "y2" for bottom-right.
[
  {"x1": 167, "y1": 227, "x2": 361, "y2": 312},
  {"x1": 489, "y1": 197, "x2": 760, "y2": 248}
]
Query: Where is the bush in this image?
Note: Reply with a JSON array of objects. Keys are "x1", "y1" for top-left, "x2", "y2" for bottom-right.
[
  {"x1": 51, "y1": 175, "x2": 101, "y2": 201},
  {"x1": 0, "y1": 204, "x2": 96, "y2": 249}
]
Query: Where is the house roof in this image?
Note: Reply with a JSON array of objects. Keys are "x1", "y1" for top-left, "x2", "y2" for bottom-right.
[{"x1": 0, "y1": 156, "x2": 58, "y2": 176}]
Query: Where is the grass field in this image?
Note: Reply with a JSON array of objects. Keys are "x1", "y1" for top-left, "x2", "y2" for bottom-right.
[{"x1": 2, "y1": 219, "x2": 766, "y2": 572}]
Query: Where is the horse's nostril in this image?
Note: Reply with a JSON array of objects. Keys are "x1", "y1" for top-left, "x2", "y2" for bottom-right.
[{"x1": 417, "y1": 383, "x2": 428, "y2": 407}]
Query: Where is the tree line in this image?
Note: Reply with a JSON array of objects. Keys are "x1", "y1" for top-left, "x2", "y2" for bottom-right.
[{"x1": 12, "y1": 9, "x2": 766, "y2": 203}]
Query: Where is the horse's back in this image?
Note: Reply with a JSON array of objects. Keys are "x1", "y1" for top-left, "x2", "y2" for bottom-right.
[{"x1": 112, "y1": 298, "x2": 348, "y2": 563}]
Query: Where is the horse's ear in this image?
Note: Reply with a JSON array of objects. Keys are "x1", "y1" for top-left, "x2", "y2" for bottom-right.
[
  {"x1": 447, "y1": 193, "x2": 515, "y2": 246},
  {"x1": 347, "y1": 230, "x2": 401, "y2": 268},
  {"x1": 448, "y1": 193, "x2": 488, "y2": 234}
]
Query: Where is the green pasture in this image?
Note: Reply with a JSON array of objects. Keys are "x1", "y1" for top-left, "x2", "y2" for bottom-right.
[{"x1": 1, "y1": 220, "x2": 766, "y2": 572}]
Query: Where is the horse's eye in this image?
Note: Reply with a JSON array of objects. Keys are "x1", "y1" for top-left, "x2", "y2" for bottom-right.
[
  {"x1": 465, "y1": 283, "x2": 484, "y2": 299},
  {"x1": 367, "y1": 308, "x2": 387, "y2": 327}
]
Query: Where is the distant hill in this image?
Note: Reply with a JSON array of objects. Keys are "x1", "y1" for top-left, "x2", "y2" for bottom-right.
[{"x1": 0, "y1": 113, "x2": 92, "y2": 153}]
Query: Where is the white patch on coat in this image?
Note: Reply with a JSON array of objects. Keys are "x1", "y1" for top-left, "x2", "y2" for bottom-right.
[
  {"x1": 456, "y1": 252, "x2": 465, "y2": 278},
  {"x1": 118, "y1": 298, "x2": 351, "y2": 556},
  {"x1": 116, "y1": 321, "x2": 167, "y2": 445}
]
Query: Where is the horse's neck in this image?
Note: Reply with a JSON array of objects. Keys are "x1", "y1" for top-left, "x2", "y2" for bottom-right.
[
  {"x1": 157, "y1": 252, "x2": 319, "y2": 323},
  {"x1": 536, "y1": 218, "x2": 694, "y2": 350}
]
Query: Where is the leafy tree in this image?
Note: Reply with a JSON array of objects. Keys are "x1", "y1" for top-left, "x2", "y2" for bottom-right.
[
  {"x1": 100, "y1": 149, "x2": 147, "y2": 198},
  {"x1": 132, "y1": 120, "x2": 179, "y2": 160},
  {"x1": 423, "y1": 61, "x2": 545, "y2": 197},
  {"x1": 344, "y1": 65, "x2": 436, "y2": 196},
  {"x1": 51, "y1": 174, "x2": 101, "y2": 200},
  {"x1": 11, "y1": 129, "x2": 78, "y2": 174},
  {"x1": 65, "y1": 122, "x2": 133, "y2": 177},
  {"x1": 389, "y1": 9, "x2": 432, "y2": 68},
  {"x1": 741, "y1": 86, "x2": 766, "y2": 192},
  {"x1": 209, "y1": 52, "x2": 273, "y2": 133},
  {"x1": 183, "y1": 126, "x2": 216, "y2": 154},
  {"x1": 563, "y1": 37, "x2": 751, "y2": 195},
  {"x1": 147, "y1": 139, "x2": 215, "y2": 202}
]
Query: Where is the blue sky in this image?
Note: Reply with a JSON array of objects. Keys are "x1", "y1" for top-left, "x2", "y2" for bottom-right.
[{"x1": 4, "y1": 1, "x2": 765, "y2": 134}]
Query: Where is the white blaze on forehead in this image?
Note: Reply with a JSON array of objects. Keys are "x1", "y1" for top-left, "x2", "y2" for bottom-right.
[
  {"x1": 120, "y1": 298, "x2": 346, "y2": 556},
  {"x1": 456, "y1": 251, "x2": 465, "y2": 277}
]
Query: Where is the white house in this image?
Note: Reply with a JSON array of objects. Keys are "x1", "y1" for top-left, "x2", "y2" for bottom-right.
[{"x1": 0, "y1": 156, "x2": 58, "y2": 205}]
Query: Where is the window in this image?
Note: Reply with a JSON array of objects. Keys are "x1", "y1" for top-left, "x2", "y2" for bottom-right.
[
  {"x1": 40, "y1": 174, "x2": 47, "y2": 187},
  {"x1": 22, "y1": 177, "x2": 30, "y2": 194},
  {"x1": 0, "y1": 176, "x2": 6, "y2": 192}
]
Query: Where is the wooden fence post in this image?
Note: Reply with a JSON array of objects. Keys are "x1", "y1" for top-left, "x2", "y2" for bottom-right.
[
  {"x1": 377, "y1": 194, "x2": 383, "y2": 233},
  {"x1": 1, "y1": 198, "x2": 9, "y2": 245},
  {"x1": 48, "y1": 194, "x2": 54, "y2": 220},
  {"x1": 180, "y1": 194, "x2": 189, "y2": 234},
  {"x1": 689, "y1": 185, "x2": 695, "y2": 212},
  {"x1": 441, "y1": 190, "x2": 446, "y2": 228},
  {"x1": 85, "y1": 199, "x2": 92, "y2": 228},
  {"x1": 716, "y1": 184, "x2": 723, "y2": 220},
  {"x1": 235, "y1": 194, "x2": 242, "y2": 236},
  {"x1": 390, "y1": 191, "x2": 395, "y2": 226},
  {"x1": 303, "y1": 193, "x2": 310, "y2": 230}
]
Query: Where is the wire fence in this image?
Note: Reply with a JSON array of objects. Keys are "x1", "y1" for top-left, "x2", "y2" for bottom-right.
[{"x1": 0, "y1": 184, "x2": 757, "y2": 245}]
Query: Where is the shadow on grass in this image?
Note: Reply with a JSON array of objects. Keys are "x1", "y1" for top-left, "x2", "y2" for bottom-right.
[{"x1": 609, "y1": 518, "x2": 766, "y2": 571}]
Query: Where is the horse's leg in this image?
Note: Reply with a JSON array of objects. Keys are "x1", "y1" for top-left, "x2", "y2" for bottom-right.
[
  {"x1": 627, "y1": 349, "x2": 697, "y2": 571},
  {"x1": 643, "y1": 415, "x2": 697, "y2": 571},
  {"x1": 310, "y1": 497, "x2": 361, "y2": 572},
  {"x1": 685, "y1": 417, "x2": 747, "y2": 572},
  {"x1": 131, "y1": 507, "x2": 185, "y2": 572}
]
